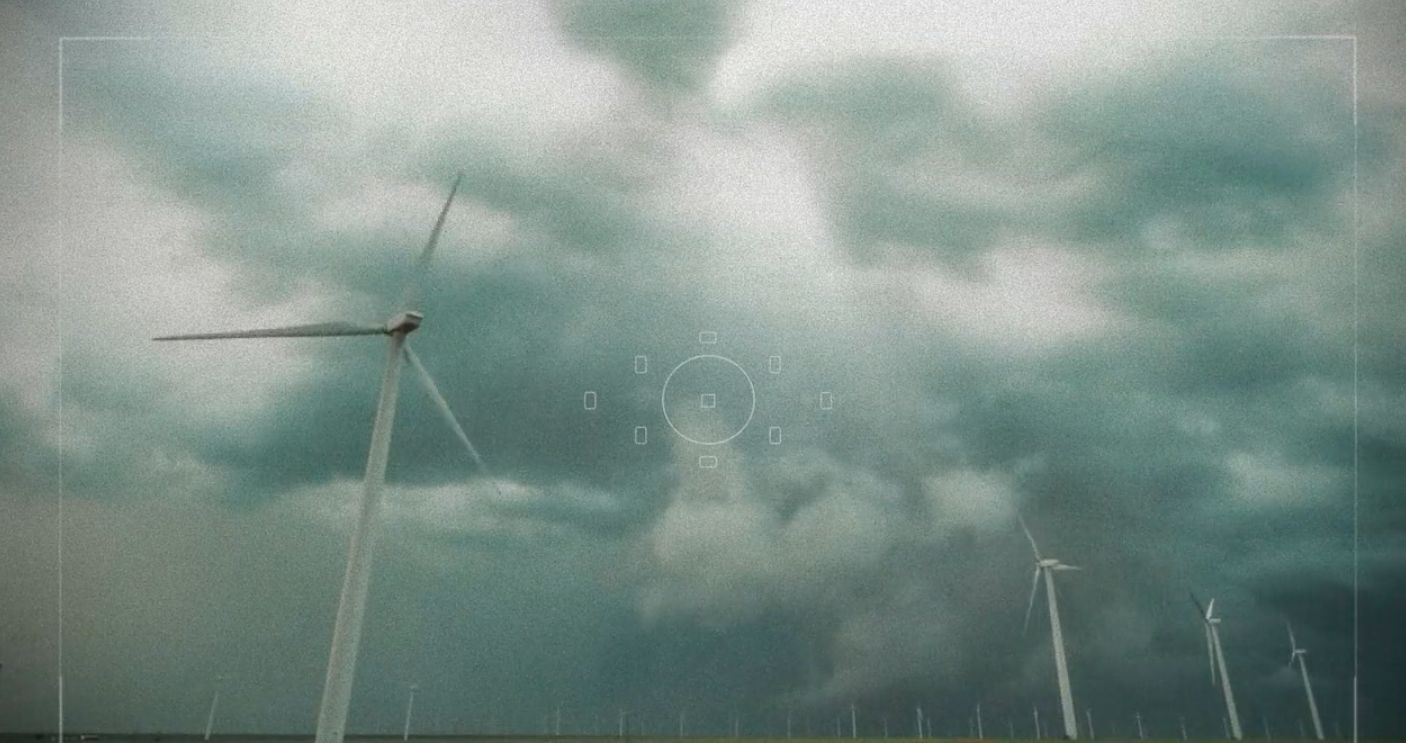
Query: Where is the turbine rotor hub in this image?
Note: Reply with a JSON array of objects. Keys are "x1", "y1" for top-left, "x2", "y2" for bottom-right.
[{"x1": 385, "y1": 310, "x2": 424, "y2": 334}]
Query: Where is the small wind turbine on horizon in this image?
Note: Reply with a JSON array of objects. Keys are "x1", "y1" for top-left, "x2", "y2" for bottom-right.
[
  {"x1": 1019, "y1": 514, "x2": 1081, "y2": 740},
  {"x1": 155, "y1": 175, "x2": 501, "y2": 743},
  {"x1": 403, "y1": 683, "x2": 419, "y2": 741},
  {"x1": 202, "y1": 674, "x2": 228, "y2": 741},
  {"x1": 1286, "y1": 620, "x2": 1325, "y2": 740},
  {"x1": 1192, "y1": 594, "x2": 1243, "y2": 740}
]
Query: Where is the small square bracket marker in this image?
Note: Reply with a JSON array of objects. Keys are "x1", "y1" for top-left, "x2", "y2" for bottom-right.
[
  {"x1": 698, "y1": 331, "x2": 718, "y2": 344},
  {"x1": 583, "y1": 391, "x2": 597, "y2": 410},
  {"x1": 634, "y1": 355, "x2": 648, "y2": 374},
  {"x1": 634, "y1": 426, "x2": 648, "y2": 445},
  {"x1": 700, "y1": 393, "x2": 717, "y2": 409},
  {"x1": 769, "y1": 426, "x2": 782, "y2": 445},
  {"x1": 819, "y1": 391, "x2": 833, "y2": 410},
  {"x1": 768, "y1": 355, "x2": 781, "y2": 374},
  {"x1": 699, "y1": 455, "x2": 719, "y2": 469}
]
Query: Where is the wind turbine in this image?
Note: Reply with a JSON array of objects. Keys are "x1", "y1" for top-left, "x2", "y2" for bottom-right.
[
  {"x1": 202, "y1": 674, "x2": 228, "y2": 741},
  {"x1": 1286, "y1": 621, "x2": 1325, "y2": 740},
  {"x1": 1191, "y1": 594, "x2": 1242, "y2": 740},
  {"x1": 403, "y1": 683, "x2": 419, "y2": 741},
  {"x1": 155, "y1": 175, "x2": 499, "y2": 743},
  {"x1": 1019, "y1": 515, "x2": 1081, "y2": 740}
]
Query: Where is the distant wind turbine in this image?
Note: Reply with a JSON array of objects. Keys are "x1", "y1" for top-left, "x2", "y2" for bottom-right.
[
  {"x1": 976, "y1": 703, "x2": 983, "y2": 739},
  {"x1": 155, "y1": 175, "x2": 501, "y2": 743},
  {"x1": 1086, "y1": 709, "x2": 1095, "y2": 740},
  {"x1": 1136, "y1": 712, "x2": 1145, "y2": 740},
  {"x1": 1034, "y1": 705, "x2": 1042, "y2": 740},
  {"x1": 1019, "y1": 515, "x2": 1081, "y2": 740},
  {"x1": 851, "y1": 703, "x2": 857, "y2": 739},
  {"x1": 916, "y1": 706, "x2": 924, "y2": 740},
  {"x1": 202, "y1": 675, "x2": 227, "y2": 741},
  {"x1": 1286, "y1": 621, "x2": 1325, "y2": 740},
  {"x1": 403, "y1": 683, "x2": 418, "y2": 741},
  {"x1": 1192, "y1": 594, "x2": 1242, "y2": 740}
]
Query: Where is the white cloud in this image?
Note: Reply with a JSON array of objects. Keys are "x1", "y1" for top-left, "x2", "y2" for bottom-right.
[
  {"x1": 906, "y1": 241, "x2": 1125, "y2": 354},
  {"x1": 923, "y1": 467, "x2": 1018, "y2": 531}
]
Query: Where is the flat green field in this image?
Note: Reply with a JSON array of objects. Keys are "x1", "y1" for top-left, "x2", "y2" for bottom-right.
[{"x1": 0, "y1": 736, "x2": 1392, "y2": 743}]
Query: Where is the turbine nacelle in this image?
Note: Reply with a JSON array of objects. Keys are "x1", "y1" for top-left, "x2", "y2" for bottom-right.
[{"x1": 385, "y1": 310, "x2": 424, "y2": 335}]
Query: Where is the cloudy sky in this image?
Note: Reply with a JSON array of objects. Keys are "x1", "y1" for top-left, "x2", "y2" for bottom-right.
[{"x1": 2, "y1": 0, "x2": 1404, "y2": 738}]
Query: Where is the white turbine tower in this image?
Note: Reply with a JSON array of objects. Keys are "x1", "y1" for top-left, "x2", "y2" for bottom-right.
[
  {"x1": 1019, "y1": 515, "x2": 1081, "y2": 740},
  {"x1": 1192, "y1": 595, "x2": 1242, "y2": 740},
  {"x1": 1286, "y1": 621, "x2": 1325, "y2": 740},
  {"x1": 155, "y1": 175, "x2": 499, "y2": 743}
]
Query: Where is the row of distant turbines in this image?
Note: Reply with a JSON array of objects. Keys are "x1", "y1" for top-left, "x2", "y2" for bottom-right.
[
  {"x1": 190, "y1": 682, "x2": 1337, "y2": 743},
  {"x1": 156, "y1": 177, "x2": 1328, "y2": 743},
  {"x1": 1017, "y1": 516, "x2": 1326, "y2": 741}
]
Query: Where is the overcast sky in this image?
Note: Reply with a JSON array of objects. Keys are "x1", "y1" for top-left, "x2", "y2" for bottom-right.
[{"x1": 2, "y1": 0, "x2": 1404, "y2": 738}]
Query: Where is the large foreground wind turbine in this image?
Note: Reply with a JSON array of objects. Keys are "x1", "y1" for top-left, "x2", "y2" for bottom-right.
[
  {"x1": 1019, "y1": 515, "x2": 1081, "y2": 740},
  {"x1": 1286, "y1": 621, "x2": 1324, "y2": 740},
  {"x1": 1191, "y1": 595, "x2": 1242, "y2": 740},
  {"x1": 156, "y1": 175, "x2": 497, "y2": 743}
]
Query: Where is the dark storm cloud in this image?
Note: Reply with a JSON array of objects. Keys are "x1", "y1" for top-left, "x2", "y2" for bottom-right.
[
  {"x1": 1044, "y1": 52, "x2": 1355, "y2": 250},
  {"x1": 556, "y1": 0, "x2": 739, "y2": 97},
  {"x1": 759, "y1": 59, "x2": 1006, "y2": 265},
  {"x1": 758, "y1": 50, "x2": 1357, "y2": 268}
]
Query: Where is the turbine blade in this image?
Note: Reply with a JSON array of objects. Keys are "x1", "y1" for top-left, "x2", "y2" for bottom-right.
[
  {"x1": 1017, "y1": 512, "x2": 1043, "y2": 560},
  {"x1": 1190, "y1": 592, "x2": 1207, "y2": 618},
  {"x1": 154, "y1": 321, "x2": 385, "y2": 341},
  {"x1": 401, "y1": 173, "x2": 463, "y2": 310},
  {"x1": 1206, "y1": 598, "x2": 1216, "y2": 620},
  {"x1": 1286, "y1": 619, "x2": 1299, "y2": 651},
  {"x1": 402, "y1": 344, "x2": 505, "y2": 499},
  {"x1": 1023, "y1": 567, "x2": 1041, "y2": 635},
  {"x1": 1053, "y1": 564, "x2": 1081, "y2": 571}
]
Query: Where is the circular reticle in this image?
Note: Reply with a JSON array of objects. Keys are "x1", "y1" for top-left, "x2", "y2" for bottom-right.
[{"x1": 660, "y1": 354, "x2": 757, "y2": 446}]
